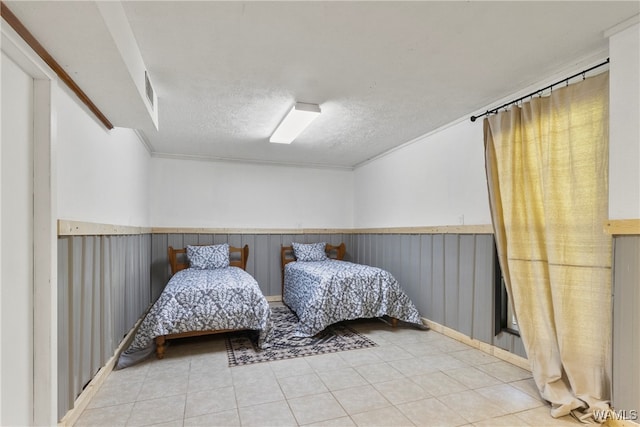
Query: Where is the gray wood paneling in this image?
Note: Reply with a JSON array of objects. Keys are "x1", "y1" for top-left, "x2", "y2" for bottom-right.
[
  {"x1": 352, "y1": 234, "x2": 361, "y2": 264},
  {"x1": 473, "y1": 235, "x2": 495, "y2": 343},
  {"x1": 402, "y1": 235, "x2": 422, "y2": 308},
  {"x1": 418, "y1": 235, "x2": 433, "y2": 317},
  {"x1": 81, "y1": 237, "x2": 93, "y2": 385},
  {"x1": 458, "y1": 235, "x2": 475, "y2": 337},
  {"x1": 357, "y1": 234, "x2": 368, "y2": 264},
  {"x1": 90, "y1": 237, "x2": 101, "y2": 374},
  {"x1": 254, "y1": 235, "x2": 270, "y2": 295},
  {"x1": 357, "y1": 234, "x2": 367, "y2": 265},
  {"x1": 493, "y1": 331, "x2": 512, "y2": 352},
  {"x1": 70, "y1": 236, "x2": 82, "y2": 395},
  {"x1": 346, "y1": 232, "x2": 525, "y2": 360},
  {"x1": 444, "y1": 234, "x2": 459, "y2": 330},
  {"x1": 373, "y1": 234, "x2": 380, "y2": 265},
  {"x1": 214, "y1": 234, "x2": 229, "y2": 245},
  {"x1": 111, "y1": 237, "x2": 126, "y2": 338},
  {"x1": 612, "y1": 236, "x2": 640, "y2": 412},
  {"x1": 364, "y1": 234, "x2": 382, "y2": 265},
  {"x1": 389, "y1": 234, "x2": 402, "y2": 280},
  {"x1": 101, "y1": 237, "x2": 113, "y2": 360},
  {"x1": 197, "y1": 234, "x2": 214, "y2": 245},
  {"x1": 397, "y1": 235, "x2": 410, "y2": 287},
  {"x1": 240, "y1": 234, "x2": 256, "y2": 278},
  {"x1": 57, "y1": 234, "x2": 151, "y2": 419},
  {"x1": 431, "y1": 235, "x2": 446, "y2": 324},
  {"x1": 57, "y1": 238, "x2": 70, "y2": 418},
  {"x1": 151, "y1": 234, "x2": 169, "y2": 301},
  {"x1": 374, "y1": 234, "x2": 384, "y2": 267},
  {"x1": 183, "y1": 233, "x2": 199, "y2": 247},
  {"x1": 512, "y1": 337, "x2": 527, "y2": 358},
  {"x1": 268, "y1": 235, "x2": 283, "y2": 296}
]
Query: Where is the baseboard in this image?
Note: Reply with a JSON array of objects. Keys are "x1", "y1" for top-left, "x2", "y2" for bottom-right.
[
  {"x1": 57, "y1": 316, "x2": 144, "y2": 426},
  {"x1": 422, "y1": 317, "x2": 531, "y2": 371},
  {"x1": 264, "y1": 303, "x2": 529, "y2": 370},
  {"x1": 263, "y1": 302, "x2": 529, "y2": 370}
]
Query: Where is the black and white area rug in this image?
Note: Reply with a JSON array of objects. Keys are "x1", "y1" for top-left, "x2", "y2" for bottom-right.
[{"x1": 225, "y1": 306, "x2": 377, "y2": 367}]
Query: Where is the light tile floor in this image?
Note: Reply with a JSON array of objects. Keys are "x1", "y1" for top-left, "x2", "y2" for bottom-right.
[{"x1": 75, "y1": 312, "x2": 582, "y2": 427}]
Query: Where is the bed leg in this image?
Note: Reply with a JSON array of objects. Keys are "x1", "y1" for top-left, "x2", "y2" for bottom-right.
[
  {"x1": 390, "y1": 317, "x2": 398, "y2": 328},
  {"x1": 156, "y1": 336, "x2": 166, "y2": 359}
]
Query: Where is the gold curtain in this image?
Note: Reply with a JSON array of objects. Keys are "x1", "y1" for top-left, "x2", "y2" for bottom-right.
[{"x1": 484, "y1": 71, "x2": 611, "y2": 419}]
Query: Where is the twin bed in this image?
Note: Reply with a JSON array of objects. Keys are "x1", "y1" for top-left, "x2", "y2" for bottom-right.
[
  {"x1": 281, "y1": 242, "x2": 423, "y2": 337},
  {"x1": 117, "y1": 241, "x2": 423, "y2": 368},
  {"x1": 116, "y1": 244, "x2": 272, "y2": 369}
]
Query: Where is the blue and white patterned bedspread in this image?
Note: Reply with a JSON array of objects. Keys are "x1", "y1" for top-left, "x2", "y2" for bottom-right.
[
  {"x1": 117, "y1": 267, "x2": 272, "y2": 368},
  {"x1": 283, "y1": 260, "x2": 422, "y2": 337}
]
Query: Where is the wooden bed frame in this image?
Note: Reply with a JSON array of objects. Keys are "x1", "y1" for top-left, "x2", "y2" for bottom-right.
[
  {"x1": 280, "y1": 242, "x2": 398, "y2": 327},
  {"x1": 154, "y1": 244, "x2": 250, "y2": 358}
]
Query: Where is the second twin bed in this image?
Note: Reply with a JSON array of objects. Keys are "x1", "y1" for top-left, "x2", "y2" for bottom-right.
[{"x1": 282, "y1": 242, "x2": 423, "y2": 337}]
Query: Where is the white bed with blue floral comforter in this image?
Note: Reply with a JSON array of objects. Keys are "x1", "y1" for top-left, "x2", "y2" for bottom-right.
[
  {"x1": 282, "y1": 242, "x2": 423, "y2": 337},
  {"x1": 117, "y1": 244, "x2": 272, "y2": 369}
]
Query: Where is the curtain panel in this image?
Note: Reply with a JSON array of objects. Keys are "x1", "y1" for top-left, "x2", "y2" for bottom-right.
[{"x1": 484, "y1": 71, "x2": 611, "y2": 419}]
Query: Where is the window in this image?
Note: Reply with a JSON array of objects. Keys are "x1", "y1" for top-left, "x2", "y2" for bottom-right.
[{"x1": 494, "y1": 244, "x2": 519, "y2": 336}]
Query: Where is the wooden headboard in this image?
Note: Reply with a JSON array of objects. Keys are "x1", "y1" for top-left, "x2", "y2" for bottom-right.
[{"x1": 168, "y1": 244, "x2": 249, "y2": 276}]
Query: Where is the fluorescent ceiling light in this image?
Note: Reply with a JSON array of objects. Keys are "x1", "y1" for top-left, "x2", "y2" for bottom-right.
[{"x1": 270, "y1": 102, "x2": 321, "y2": 144}]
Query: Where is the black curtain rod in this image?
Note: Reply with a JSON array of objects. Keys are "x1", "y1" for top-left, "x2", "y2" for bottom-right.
[{"x1": 470, "y1": 58, "x2": 610, "y2": 122}]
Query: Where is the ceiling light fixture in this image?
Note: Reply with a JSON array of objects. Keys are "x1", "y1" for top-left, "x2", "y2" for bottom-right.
[{"x1": 270, "y1": 102, "x2": 321, "y2": 144}]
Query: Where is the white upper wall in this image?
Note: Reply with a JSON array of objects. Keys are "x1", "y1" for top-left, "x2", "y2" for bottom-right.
[
  {"x1": 354, "y1": 22, "x2": 640, "y2": 229},
  {"x1": 354, "y1": 120, "x2": 491, "y2": 228},
  {"x1": 56, "y1": 21, "x2": 638, "y2": 230},
  {"x1": 149, "y1": 158, "x2": 353, "y2": 228},
  {"x1": 56, "y1": 84, "x2": 151, "y2": 227},
  {"x1": 609, "y1": 21, "x2": 640, "y2": 220}
]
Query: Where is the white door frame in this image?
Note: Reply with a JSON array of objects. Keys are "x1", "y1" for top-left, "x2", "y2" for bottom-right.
[{"x1": 1, "y1": 23, "x2": 57, "y2": 425}]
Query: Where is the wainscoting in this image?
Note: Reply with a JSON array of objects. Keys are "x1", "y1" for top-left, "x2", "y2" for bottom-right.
[
  {"x1": 57, "y1": 223, "x2": 638, "y2": 419},
  {"x1": 150, "y1": 231, "x2": 526, "y2": 359},
  {"x1": 57, "y1": 234, "x2": 151, "y2": 419},
  {"x1": 612, "y1": 235, "x2": 640, "y2": 413},
  {"x1": 350, "y1": 233, "x2": 526, "y2": 358}
]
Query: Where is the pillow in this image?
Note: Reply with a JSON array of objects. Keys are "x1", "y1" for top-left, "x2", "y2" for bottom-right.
[
  {"x1": 292, "y1": 242, "x2": 327, "y2": 262},
  {"x1": 186, "y1": 244, "x2": 230, "y2": 269}
]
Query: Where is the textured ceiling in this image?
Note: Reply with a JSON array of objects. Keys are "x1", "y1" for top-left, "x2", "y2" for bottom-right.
[{"x1": 5, "y1": 1, "x2": 639, "y2": 168}]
